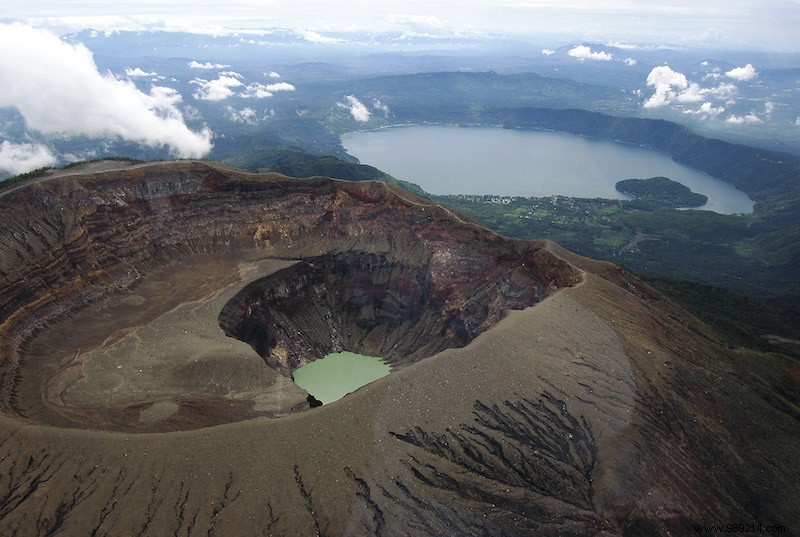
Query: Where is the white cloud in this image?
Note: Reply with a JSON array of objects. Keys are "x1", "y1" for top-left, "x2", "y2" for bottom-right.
[
  {"x1": 567, "y1": 45, "x2": 612, "y2": 61},
  {"x1": 643, "y1": 65, "x2": 689, "y2": 108},
  {"x1": 267, "y1": 71, "x2": 281, "y2": 78},
  {"x1": 188, "y1": 60, "x2": 230, "y2": 69},
  {"x1": 795, "y1": 117, "x2": 800, "y2": 127},
  {"x1": 296, "y1": 29, "x2": 343, "y2": 44},
  {"x1": 226, "y1": 106, "x2": 258, "y2": 125},
  {"x1": 190, "y1": 75, "x2": 243, "y2": 100},
  {"x1": 765, "y1": 101, "x2": 776, "y2": 118},
  {"x1": 373, "y1": 99, "x2": 391, "y2": 117},
  {"x1": 726, "y1": 113, "x2": 763, "y2": 124},
  {"x1": 623, "y1": 57, "x2": 637, "y2": 66},
  {"x1": 684, "y1": 102, "x2": 725, "y2": 119},
  {"x1": 725, "y1": 64, "x2": 758, "y2": 81},
  {"x1": 0, "y1": 141, "x2": 58, "y2": 176},
  {"x1": 0, "y1": 24, "x2": 212, "y2": 159},
  {"x1": 541, "y1": 48, "x2": 556, "y2": 56},
  {"x1": 704, "y1": 82, "x2": 737, "y2": 100},
  {"x1": 337, "y1": 96, "x2": 371, "y2": 122},
  {"x1": 219, "y1": 70, "x2": 243, "y2": 79},
  {"x1": 125, "y1": 67, "x2": 158, "y2": 77},
  {"x1": 606, "y1": 41, "x2": 641, "y2": 50},
  {"x1": 241, "y1": 82, "x2": 296, "y2": 99},
  {"x1": 643, "y1": 66, "x2": 737, "y2": 109}
]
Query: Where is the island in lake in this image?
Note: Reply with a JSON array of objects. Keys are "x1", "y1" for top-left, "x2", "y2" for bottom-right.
[{"x1": 616, "y1": 176, "x2": 708, "y2": 208}]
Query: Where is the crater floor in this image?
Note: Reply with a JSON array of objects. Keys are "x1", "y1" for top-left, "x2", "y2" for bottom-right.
[{"x1": 17, "y1": 256, "x2": 308, "y2": 432}]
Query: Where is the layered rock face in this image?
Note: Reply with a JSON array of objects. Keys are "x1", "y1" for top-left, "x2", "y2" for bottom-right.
[
  {"x1": 220, "y1": 249, "x2": 564, "y2": 374},
  {"x1": 0, "y1": 161, "x2": 577, "y2": 429}
]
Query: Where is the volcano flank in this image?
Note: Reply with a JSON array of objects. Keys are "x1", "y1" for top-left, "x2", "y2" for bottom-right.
[{"x1": 0, "y1": 160, "x2": 797, "y2": 536}]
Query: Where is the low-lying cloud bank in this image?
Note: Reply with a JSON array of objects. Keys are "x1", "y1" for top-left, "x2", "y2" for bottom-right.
[
  {"x1": 0, "y1": 141, "x2": 58, "y2": 176},
  {"x1": 337, "y1": 96, "x2": 371, "y2": 122},
  {"x1": 0, "y1": 24, "x2": 213, "y2": 160}
]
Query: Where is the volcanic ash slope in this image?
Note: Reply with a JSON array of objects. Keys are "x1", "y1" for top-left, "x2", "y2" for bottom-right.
[{"x1": 0, "y1": 161, "x2": 797, "y2": 536}]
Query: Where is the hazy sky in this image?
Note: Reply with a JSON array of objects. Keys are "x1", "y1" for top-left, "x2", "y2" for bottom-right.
[{"x1": 1, "y1": 0, "x2": 799, "y2": 50}]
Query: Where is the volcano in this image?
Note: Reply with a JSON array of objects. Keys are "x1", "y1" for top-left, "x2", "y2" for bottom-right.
[{"x1": 0, "y1": 160, "x2": 797, "y2": 536}]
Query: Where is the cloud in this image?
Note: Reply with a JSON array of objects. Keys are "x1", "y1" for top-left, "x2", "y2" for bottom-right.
[
  {"x1": 726, "y1": 113, "x2": 762, "y2": 124},
  {"x1": 267, "y1": 71, "x2": 281, "y2": 78},
  {"x1": 190, "y1": 75, "x2": 243, "y2": 101},
  {"x1": 183, "y1": 105, "x2": 203, "y2": 122},
  {"x1": 125, "y1": 67, "x2": 158, "y2": 77},
  {"x1": 704, "y1": 82, "x2": 737, "y2": 100},
  {"x1": 188, "y1": 60, "x2": 230, "y2": 69},
  {"x1": 541, "y1": 49, "x2": 555, "y2": 56},
  {"x1": 0, "y1": 24, "x2": 212, "y2": 159},
  {"x1": 605, "y1": 41, "x2": 641, "y2": 50},
  {"x1": 643, "y1": 66, "x2": 737, "y2": 109},
  {"x1": 764, "y1": 101, "x2": 776, "y2": 119},
  {"x1": 643, "y1": 65, "x2": 689, "y2": 108},
  {"x1": 296, "y1": 29, "x2": 343, "y2": 44},
  {"x1": 623, "y1": 57, "x2": 637, "y2": 66},
  {"x1": 337, "y1": 96, "x2": 371, "y2": 122},
  {"x1": 241, "y1": 82, "x2": 296, "y2": 98},
  {"x1": 0, "y1": 141, "x2": 58, "y2": 176},
  {"x1": 567, "y1": 45, "x2": 612, "y2": 61},
  {"x1": 373, "y1": 99, "x2": 391, "y2": 117},
  {"x1": 796, "y1": 117, "x2": 800, "y2": 127},
  {"x1": 725, "y1": 64, "x2": 757, "y2": 81},
  {"x1": 225, "y1": 106, "x2": 259, "y2": 125},
  {"x1": 684, "y1": 102, "x2": 725, "y2": 119}
]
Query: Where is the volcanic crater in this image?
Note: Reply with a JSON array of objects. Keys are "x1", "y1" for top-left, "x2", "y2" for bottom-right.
[
  {"x1": 1, "y1": 160, "x2": 798, "y2": 536},
  {"x1": 0, "y1": 160, "x2": 578, "y2": 432}
]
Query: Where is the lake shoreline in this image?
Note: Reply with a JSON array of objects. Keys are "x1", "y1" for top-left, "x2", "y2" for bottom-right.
[{"x1": 342, "y1": 124, "x2": 754, "y2": 215}]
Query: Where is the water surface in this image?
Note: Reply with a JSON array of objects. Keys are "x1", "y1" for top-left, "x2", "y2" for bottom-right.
[
  {"x1": 342, "y1": 125, "x2": 754, "y2": 214},
  {"x1": 292, "y1": 351, "x2": 391, "y2": 404}
]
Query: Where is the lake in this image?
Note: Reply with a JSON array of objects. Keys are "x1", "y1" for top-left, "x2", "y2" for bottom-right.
[
  {"x1": 341, "y1": 125, "x2": 754, "y2": 214},
  {"x1": 292, "y1": 351, "x2": 391, "y2": 404}
]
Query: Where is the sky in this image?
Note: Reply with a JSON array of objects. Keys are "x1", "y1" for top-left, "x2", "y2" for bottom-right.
[
  {"x1": 1, "y1": 0, "x2": 799, "y2": 51},
  {"x1": 1, "y1": 1, "x2": 798, "y2": 175}
]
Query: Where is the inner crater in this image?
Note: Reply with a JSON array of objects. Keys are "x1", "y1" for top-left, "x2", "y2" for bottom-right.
[{"x1": 220, "y1": 249, "x2": 571, "y2": 376}]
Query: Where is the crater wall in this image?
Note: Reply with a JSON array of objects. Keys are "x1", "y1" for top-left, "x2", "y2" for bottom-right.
[{"x1": 0, "y1": 161, "x2": 579, "y2": 428}]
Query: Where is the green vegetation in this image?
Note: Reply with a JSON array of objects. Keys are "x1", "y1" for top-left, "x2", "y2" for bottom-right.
[
  {"x1": 616, "y1": 176, "x2": 708, "y2": 208},
  {"x1": 1, "y1": 157, "x2": 146, "y2": 193},
  {"x1": 434, "y1": 193, "x2": 796, "y2": 294},
  {"x1": 225, "y1": 146, "x2": 425, "y2": 194},
  {"x1": 644, "y1": 278, "x2": 800, "y2": 356},
  {"x1": 0, "y1": 166, "x2": 53, "y2": 192},
  {"x1": 433, "y1": 192, "x2": 800, "y2": 348}
]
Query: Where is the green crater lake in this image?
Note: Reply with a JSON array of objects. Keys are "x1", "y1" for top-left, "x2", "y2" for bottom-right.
[{"x1": 292, "y1": 352, "x2": 391, "y2": 404}]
